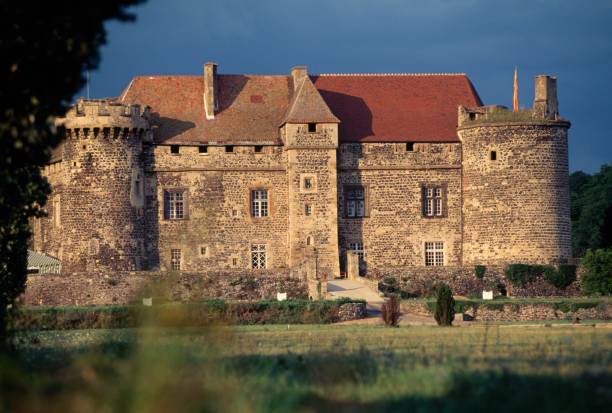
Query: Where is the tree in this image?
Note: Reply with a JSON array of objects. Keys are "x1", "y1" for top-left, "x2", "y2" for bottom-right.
[
  {"x1": 570, "y1": 165, "x2": 612, "y2": 256},
  {"x1": 581, "y1": 248, "x2": 612, "y2": 295},
  {"x1": 0, "y1": 1, "x2": 145, "y2": 343},
  {"x1": 434, "y1": 283, "x2": 455, "y2": 326}
]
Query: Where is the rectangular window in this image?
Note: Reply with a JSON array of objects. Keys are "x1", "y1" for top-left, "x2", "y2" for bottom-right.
[
  {"x1": 200, "y1": 246, "x2": 207, "y2": 256},
  {"x1": 406, "y1": 142, "x2": 414, "y2": 152},
  {"x1": 171, "y1": 249, "x2": 181, "y2": 271},
  {"x1": 490, "y1": 150, "x2": 497, "y2": 161},
  {"x1": 254, "y1": 145, "x2": 263, "y2": 153},
  {"x1": 423, "y1": 186, "x2": 444, "y2": 217},
  {"x1": 305, "y1": 204, "x2": 312, "y2": 216},
  {"x1": 251, "y1": 244, "x2": 266, "y2": 269},
  {"x1": 170, "y1": 145, "x2": 180, "y2": 154},
  {"x1": 199, "y1": 145, "x2": 208, "y2": 154},
  {"x1": 225, "y1": 145, "x2": 234, "y2": 153},
  {"x1": 348, "y1": 242, "x2": 365, "y2": 262},
  {"x1": 164, "y1": 190, "x2": 185, "y2": 220},
  {"x1": 425, "y1": 242, "x2": 444, "y2": 266},
  {"x1": 251, "y1": 189, "x2": 269, "y2": 217},
  {"x1": 345, "y1": 185, "x2": 366, "y2": 218},
  {"x1": 308, "y1": 123, "x2": 317, "y2": 133}
]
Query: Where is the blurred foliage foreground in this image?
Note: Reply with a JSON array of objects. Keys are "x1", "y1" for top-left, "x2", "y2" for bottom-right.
[{"x1": 1, "y1": 319, "x2": 611, "y2": 413}]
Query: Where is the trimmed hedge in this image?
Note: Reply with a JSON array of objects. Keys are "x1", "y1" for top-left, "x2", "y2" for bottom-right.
[{"x1": 10, "y1": 298, "x2": 366, "y2": 331}]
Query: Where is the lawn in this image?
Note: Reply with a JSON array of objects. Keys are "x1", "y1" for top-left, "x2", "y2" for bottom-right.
[{"x1": 2, "y1": 324, "x2": 611, "y2": 412}]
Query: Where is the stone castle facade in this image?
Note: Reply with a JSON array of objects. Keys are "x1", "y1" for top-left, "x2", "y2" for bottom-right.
[{"x1": 32, "y1": 64, "x2": 571, "y2": 282}]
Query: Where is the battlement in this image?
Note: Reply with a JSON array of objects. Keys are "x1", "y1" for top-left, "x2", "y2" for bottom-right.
[{"x1": 57, "y1": 98, "x2": 150, "y2": 138}]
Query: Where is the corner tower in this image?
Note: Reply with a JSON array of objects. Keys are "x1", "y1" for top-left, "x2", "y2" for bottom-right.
[
  {"x1": 57, "y1": 99, "x2": 150, "y2": 273},
  {"x1": 458, "y1": 75, "x2": 571, "y2": 266},
  {"x1": 282, "y1": 67, "x2": 341, "y2": 278}
]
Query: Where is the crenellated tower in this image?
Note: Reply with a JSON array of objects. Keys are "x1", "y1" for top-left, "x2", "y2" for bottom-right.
[
  {"x1": 458, "y1": 75, "x2": 571, "y2": 266},
  {"x1": 56, "y1": 99, "x2": 150, "y2": 273}
]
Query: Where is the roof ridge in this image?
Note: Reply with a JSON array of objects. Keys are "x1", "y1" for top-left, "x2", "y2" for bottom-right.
[{"x1": 316, "y1": 73, "x2": 467, "y2": 77}]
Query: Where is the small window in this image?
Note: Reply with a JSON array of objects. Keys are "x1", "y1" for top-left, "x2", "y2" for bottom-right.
[
  {"x1": 469, "y1": 113, "x2": 476, "y2": 121},
  {"x1": 425, "y1": 242, "x2": 444, "y2": 266},
  {"x1": 305, "y1": 204, "x2": 312, "y2": 216},
  {"x1": 199, "y1": 145, "x2": 208, "y2": 154},
  {"x1": 406, "y1": 142, "x2": 414, "y2": 152},
  {"x1": 422, "y1": 186, "x2": 444, "y2": 217},
  {"x1": 348, "y1": 242, "x2": 365, "y2": 262},
  {"x1": 345, "y1": 185, "x2": 366, "y2": 218},
  {"x1": 225, "y1": 145, "x2": 234, "y2": 153},
  {"x1": 232, "y1": 209, "x2": 238, "y2": 217},
  {"x1": 308, "y1": 123, "x2": 317, "y2": 133},
  {"x1": 170, "y1": 145, "x2": 180, "y2": 154},
  {"x1": 171, "y1": 249, "x2": 181, "y2": 271},
  {"x1": 306, "y1": 236, "x2": 313, "y2": 246},
  {"x1": 232, "y1": 257, "x2": 238, "y2": 267},
  {"x1": 200, "y1": 246, "x2": 207, "y2": 256},
  {"x1": 304, "y1": 178, "x2": 312, "y2": 190},
  {"x1": 251, "y1": 190, "x2": 269, "y2": 217},
  {"x1": 164, "y1": 190, "x2": 185, "y2": 220},
  {"x1": 251, "y1": 244, "x2": 266, "y2": 269},
  {"x1": 254, "y1": 145, "x2": 263, "y2": 153},
  {"x1": 490, "y1": 151, "x2": 497, "y2": 161}
]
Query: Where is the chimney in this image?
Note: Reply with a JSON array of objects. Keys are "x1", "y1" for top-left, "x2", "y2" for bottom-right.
[
  {"x1": 533, "y1": 75, "x2": 559, "y2": 119},
  {"x1": 291, "y1": 66, "x2": 308, "y2": 91},
  {"x1": 203, "y1": 62, "x2": 218, "y2": 120}
]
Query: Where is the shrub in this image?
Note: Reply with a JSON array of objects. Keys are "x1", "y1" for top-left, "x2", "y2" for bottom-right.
[
  {"x1": 381, "y1": 295, "x2": 401, "y2": 327},
  {"x1": 434, "y1": 284, "x2": 455, "y2": 326},
  {"x1": 543, "y1": 265, "x2": 577, "y2": 289},
  {"x1": 581, "y1": 248, "x2": 612, "y2": 295},
  {"x1": 380, "y1": 276, "x2": 400, "y2": 296},
  {"x1": 475, "y1": 265, "x2": 487, "y2": 279},
  {"x1": 505, "y1": 264, "x2": 548, "y2": 288}
]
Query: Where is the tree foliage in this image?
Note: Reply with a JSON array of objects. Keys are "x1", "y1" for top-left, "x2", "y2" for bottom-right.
[
  {"x1": 570, "y1": 164, "x2": 612, "y2": 257},
  {"x1": 581, "y1": 248, "x2": 612, "y2": 295},
  {"x1": 434, "y1": 284, "x2": 455, "y2": 326},
  {"x1": 0, "y1": 1, "x2": 144, "y2": 340}
]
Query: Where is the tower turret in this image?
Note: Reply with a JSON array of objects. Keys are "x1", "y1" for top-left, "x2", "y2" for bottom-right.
[
  {"x1": 56, "y1": 99, "x2": 150, "y2": 273},
  {"x1": 458, "y1": 76, "x2": 571, "y2": 266}
]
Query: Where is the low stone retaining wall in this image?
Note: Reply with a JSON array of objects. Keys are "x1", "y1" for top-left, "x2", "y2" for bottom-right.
[
  {"x1": 23, "y1": 271, "x2": 307, "y2": 306},
  {"x1": 400, "y1": 299, "x2": 612, "y2": 322},
  {"x1": 337, "y1": 302, "x2": 367, "y2": 321}
]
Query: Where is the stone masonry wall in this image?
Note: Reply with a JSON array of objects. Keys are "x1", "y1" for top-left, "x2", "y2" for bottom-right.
[
  {"x1": 33, "y1": 161, "x2": 66, "y2": 260},
  {"x1": 338, "y1": 142, "x2": 462, "y2": 273},
  {"x1": 459, "y1": 122, "x2": 571, "y2": 266}
]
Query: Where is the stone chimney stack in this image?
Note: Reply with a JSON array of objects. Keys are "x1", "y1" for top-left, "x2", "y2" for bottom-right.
[
  {"x1": 533, "y1": 75, "x2": 559, "y2": 119},
  {"x1": 291, "y1": 66, "x2": 308, "y2": 90},
  {"x1": 203, "y1": 62, "x2": 218, "y2": 120}
]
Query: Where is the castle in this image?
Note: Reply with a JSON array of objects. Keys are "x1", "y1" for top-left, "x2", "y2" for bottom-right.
[{"x1": 32, "y1": 63, "x2": 571, "y2": 285}]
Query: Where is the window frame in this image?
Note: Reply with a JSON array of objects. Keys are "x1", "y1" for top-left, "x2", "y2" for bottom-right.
[
  {"x1": 421, "y1": 184, "x2": 448, "y2": 218},
  {"x1": 251, "y1": 244, "x2": 267, "y2": 269},
  {"x1": 250, "y1": 189, "x2": 269, "y2": 218},
  {"x1": 170, "y1": 249, "x2": 182, "y2": 271},
  {"x1": 424, "y1": 242, "x2": 444, "y2": 266},
  {"x1": 163, "y1": 189, "x2": 187, "y2": 220},
  {"x1": 344, "y1": 185, "x2": 368, "y2": 218}
]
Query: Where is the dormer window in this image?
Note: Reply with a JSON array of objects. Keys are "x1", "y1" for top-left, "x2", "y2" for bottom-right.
[{"x1": 308, "y1": 123, "x2": 317, "y2": 133}]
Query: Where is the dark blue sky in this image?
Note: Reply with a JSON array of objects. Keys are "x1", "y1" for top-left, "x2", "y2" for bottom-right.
[{"x1": 85, "y1": 0, "x2": 612, "y2": 173}]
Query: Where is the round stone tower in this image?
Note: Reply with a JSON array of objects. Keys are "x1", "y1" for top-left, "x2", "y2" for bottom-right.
[
  {"x1": 458, "y1": 75, "x2": 571, "y2": 266},
  {"x1": 57, "y1": 99, "x2": 150, "y2": 273}
]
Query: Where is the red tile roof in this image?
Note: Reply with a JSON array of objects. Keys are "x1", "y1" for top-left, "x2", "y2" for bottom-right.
[
  {"x1": 120, "y1": 72, "x2": 482, "y2": 145},
  {"x1": 312, "y1": 74, "x2": 482, "y2": 142}
]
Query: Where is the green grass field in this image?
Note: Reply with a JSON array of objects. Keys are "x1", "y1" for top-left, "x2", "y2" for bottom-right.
[{"x1": 3, "y1": 324, "x2": 612, "y2": 412}]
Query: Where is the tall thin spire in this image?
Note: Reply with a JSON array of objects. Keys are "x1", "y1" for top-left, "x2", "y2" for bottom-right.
[{"x1": 513, "y1": 66, "x2": 518, "y2": 112}]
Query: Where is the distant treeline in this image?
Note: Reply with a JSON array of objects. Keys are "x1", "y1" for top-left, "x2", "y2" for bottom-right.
[{"x1": 570, "y1": 164, "x2": 612, "y2": 256}]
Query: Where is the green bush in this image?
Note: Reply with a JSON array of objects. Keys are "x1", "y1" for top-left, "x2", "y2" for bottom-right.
[
  {"x1": 581, "y1": 248, "x2": 612, "y2": 295},
  {"x1": 434, "y1": 284, "x2": 455, "y2": 326},
  {"x1": 544, "y1": 265, "x2": 577, "y2": 289},
  {"x1": 381, "y1": 276, "x2": 400, "y2": 296},
  {"x1": 505, "y1": 264, "x2": 548, "y2": 287},
  {"x1": 475, "y1": 265, "x2": 487, "y2": 279}
]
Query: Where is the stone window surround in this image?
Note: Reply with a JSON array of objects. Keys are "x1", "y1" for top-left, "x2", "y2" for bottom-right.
[
  {"x1": 343, "y1": 184, "x2": 370, "y2": 218},
  {"x1": 421, "y1": 182, "x2": 448, "y2": 219},
  {"x1": 424, "y1": 241, "x2": 444, "y2": 266},
  {"x1": 199, "y1": 244, "x2": 210, "y2": 258},
  {"x1": 162, "y1": 187, "x2": 189, "y2": 220},
  {"x1": 300, "y1": 174, "x2": 317, "y2": 193},
  {"x1": 250, "y1": 243, "x2": 267, "y2": 270}
]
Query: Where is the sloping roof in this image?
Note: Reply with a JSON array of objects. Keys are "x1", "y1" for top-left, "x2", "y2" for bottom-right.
[
  {"x1": 121, "y1": 75, "x2": 290, "y2": 144},
  {"x1": 119, "y1": 71, "x2": 482, "y2": 145},
  {"x1": 312, "y1": 74, "x2": 482, "y2": 142},
  {"x1": 282, "y1": 77, "x2": 340, "y2": 125}
]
